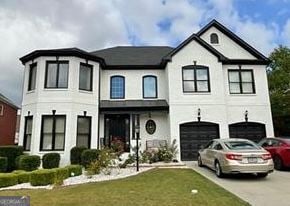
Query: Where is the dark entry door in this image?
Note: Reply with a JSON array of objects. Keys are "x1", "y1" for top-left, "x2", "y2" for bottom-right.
[
  {"x1": 180, "y1": 121, "x2": 220, "y2": 161},
  {"x1": 104, "y1": 114, "x2": 130, "y2": 152},
  {"x1": 229, "y1": 122, "x2": 266, "y2": 143}
]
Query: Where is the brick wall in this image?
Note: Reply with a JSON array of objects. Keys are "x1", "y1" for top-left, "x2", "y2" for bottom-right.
[{"x1": 0, "y1": 101, "x2": 17, "y2": 145}]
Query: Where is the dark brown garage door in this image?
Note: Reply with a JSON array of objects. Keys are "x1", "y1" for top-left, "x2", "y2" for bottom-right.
[
  {"x1": 180, "y1": 121, "x2": 220, "y2": 161},
  {"x1": 229, "y1": 122, "x2": 266, "y2": 143}
]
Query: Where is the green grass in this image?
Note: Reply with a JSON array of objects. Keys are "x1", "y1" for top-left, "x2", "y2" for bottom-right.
[{"x1": 0, "y1": 169, "x2": 249, "y2": 206}]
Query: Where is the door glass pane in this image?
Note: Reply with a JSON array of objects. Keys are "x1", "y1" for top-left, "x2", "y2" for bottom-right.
[
  {"x1": 25, "y1": 135, "x2": 31, "y2": 151},
  {"x1": 143, "y1": 77, "x2": 157, "y2": 98},
  {"x1": 79, "y1": 65, "x2": 92, "y2": 90},
  {"x1": 46, "y1": 63, "x2": 57, "y2": 87},
  {"x1": 42, "y1": 134, "x2": 52, "y2": 150},
  {"x1": 43, "y1": 117, "x2": 53, "y2": 133},
  {"x1": 77, "y1": 117, "x2": 89, "y2": 133},
  {"x1": 55, "y1": 117, "x2": 65, "y2": 133},
  {"x1": 229, "y1": 71, "x2": 239, "y2": 82},
  {"x1": 183, "y1": 81, "x2": 195, "y2": 92},
  {"x1": 196, "y1": 69, "x2": 208, "y2": 80},
  {"x1": 58, "y1": 63, "x2": 68, "y2": 88},
  {"x1": 196, "y1": 81, "x2": 209, "y2": 91},
  {"x1": 241, "y1": 71, "x2": 252, "y2": 82},
  {"x1": 183, "y1": 69, "x2": 194, "y2": 80},
  {"x1": 77, "y1": 134, "x2": 89, "y2": 147},
  {"x1": 26, "y1": 118, "x2": 32, "y2": 134},
  {"x1": 229, "y1": 82, "x2": 241, "y2": 93},
  {"x1": 242, "y1": 82, "x2": 254, "y2": 93},
  {"x1": 55, "y1": 133, "x2": 65, "y2": 150}
]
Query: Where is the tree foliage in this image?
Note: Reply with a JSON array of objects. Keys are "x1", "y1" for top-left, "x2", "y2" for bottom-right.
[{"x1": 268, "y1": 45, "x2": 290, "y2": 117}]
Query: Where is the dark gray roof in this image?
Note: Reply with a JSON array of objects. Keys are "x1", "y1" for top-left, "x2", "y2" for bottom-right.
[
  {"x1": 91, "y1": 46, "x2": 174, "y2": 68},
  {"x1": 0, "y1": 93, "x2": 18, "y2": 109},
  {"x1": 100, "y1": 100, "x2": 169, "y2": 112}
]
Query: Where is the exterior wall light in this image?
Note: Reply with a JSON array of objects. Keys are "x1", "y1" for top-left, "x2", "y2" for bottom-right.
[{"x1": 245, "y1": 110, "x2": 248, "y2": 122}]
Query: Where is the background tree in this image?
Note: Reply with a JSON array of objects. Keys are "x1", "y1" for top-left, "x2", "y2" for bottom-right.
[{"x1": 268, "y1": 45, "x2": 290, "y2": 136}]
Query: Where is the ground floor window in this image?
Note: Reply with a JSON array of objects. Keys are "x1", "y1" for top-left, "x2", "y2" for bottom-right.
[
  {"x1": 40, "y1": 115, "x2": 66, "y2": 151},
  {"x1": 76, "y1": 116, "x2": 91, "y2": 148},
  {"x1": 23, "y1": 116, "x2": 33, "y2": 151}
]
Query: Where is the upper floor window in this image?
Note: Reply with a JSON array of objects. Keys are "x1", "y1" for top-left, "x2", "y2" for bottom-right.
[
  {"x1": 79, "y1": 63, "x2": 93, "y2": 91},
  {"x1": 28, "y1": 63, "x2": 37, "y2": 91},
  {"x1": 210, "y1": 33, "x2": 219, "y2": 44},
  {"x1": 228, "y1": 70, "x2": 255, "y2": 94},
  {"x1": 45, "y1": 61, "x2": 69, "y2": 89},
  {"x1": 182, "y1": 65, "x2": 210, "y2": 93},
  {"x1": 40, "y1": 115, "x2": 66, "y2": 151},
  {"x1": 110, "y1": 76, "x2": 125, "y2": 99},
  {"x1": 76, "y1": 116, "x2": 91, "y2": 148},
  {"x1": 143, "y1": 76, "x2": 157, "y2": 98},
  {"x1": 0, "y1": 105, "x2": 3, "y2": 116},
  {"x1": 23, "y1": 116, "x2": 33, "y2": 151}
]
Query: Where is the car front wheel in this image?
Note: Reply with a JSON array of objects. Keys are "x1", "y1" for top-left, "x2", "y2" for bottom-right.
[
  {"x1": 197, "y1": 155, "x2": 203, "y2": 167},
  {"x1": 215, "y1": 161, "x2": 224, "y2": 178},
  {"x1": 273, "y1": 156, "x2": 283, "y2": 170}
]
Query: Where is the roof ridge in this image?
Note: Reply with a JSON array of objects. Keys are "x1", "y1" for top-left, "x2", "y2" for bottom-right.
[{"x1": 0, "y1": 93, "x2": 19, "y2": 109}]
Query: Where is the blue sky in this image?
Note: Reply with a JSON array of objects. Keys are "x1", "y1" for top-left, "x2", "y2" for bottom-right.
[{"x1": 0, "y1": 0, "x2": 289, "y2": 105}]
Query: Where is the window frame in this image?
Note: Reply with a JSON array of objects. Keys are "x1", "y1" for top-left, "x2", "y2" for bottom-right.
[
  {"x1": 110, "y1": 75, "x2": 125, "y2": 99},
  {"x1": 40, "y1": 115, "x2": 66, "y2": 151},
  {"x1": 45, "y1": 60, "x2": 69, "y2": 89},
  {"x1": 23, "y1": 116, "x2": 33, "y2": 151},
  {"x1": 210, "y1": 33, "x2": 219, "y2": 44},
  {"x1": 79, "y1": 63, "x2": 93, "y2": 91},
  {"x1": 228, "y1": 69, "x2": 256, "y2": 94},
  {"x1": 0, "y1": 104, "x2": 3, "y2": 116},
  {"x1": 142, "y1": 75, "x2": 158, "y2": 99},
  {"x1": 76, "y1": 116, "x2": 91, "y2": 148},
  {"x1": 28, "y1": 63, "x2": 37, "y2": 91},
  {"x1": 182, "y1": 65, "x2": 211, "y2": 93}
]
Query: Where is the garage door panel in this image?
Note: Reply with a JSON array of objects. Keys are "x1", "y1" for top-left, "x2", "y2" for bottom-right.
[
  {"x1": 180, "y1": 121, "x2": 219, "y2": 161},
  {"x1": 229, "y1": 122, "x2": 266, "y2": 143}
]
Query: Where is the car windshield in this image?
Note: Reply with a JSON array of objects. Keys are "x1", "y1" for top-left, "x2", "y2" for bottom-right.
[{"x1": 224, "y1": 141, "x2": 259, "y2": 150}]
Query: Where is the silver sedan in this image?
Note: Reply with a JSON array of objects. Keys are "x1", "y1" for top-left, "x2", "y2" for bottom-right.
[{"x1": 197, "y1": 138, "x2": 274, "y2": 178}]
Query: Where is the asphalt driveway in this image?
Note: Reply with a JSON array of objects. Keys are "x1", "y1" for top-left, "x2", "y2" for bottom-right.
[{"x1": 186, "y1": 161, "x2": 290, "y2": 206}]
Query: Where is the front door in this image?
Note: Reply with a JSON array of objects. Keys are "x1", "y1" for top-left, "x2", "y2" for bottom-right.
[{"x1": 104, "y1": 114, "x2": 130, "y2": 152}]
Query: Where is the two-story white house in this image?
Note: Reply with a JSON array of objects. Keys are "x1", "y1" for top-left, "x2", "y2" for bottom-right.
[{"x1": 18, "y1": 20, "x2": 274, "y2": 165}]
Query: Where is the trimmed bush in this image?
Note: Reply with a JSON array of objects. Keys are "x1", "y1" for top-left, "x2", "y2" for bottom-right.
[
  {"x1": 18, "y1": 155, "x2": 41, "y2": 171},
  {"x1": 53, "y1": 168, "x2": 69, "y2": 186},
  {"x1": 30, "y1": 169, "x2": 56, "y2": 186},
  {"x1": 42, "y1": 153, "x2": 60, "y2": 169},
  {"x1": 12, "y1": 171, "x2": 31, "y2": 184},
  {"x1": 15, "y1": 155, "x2": 28, "y2": 169},
  {"x1": 70, "y1": 146, "x2": 87, "y2": 165},
  {"x1": 0, "y1": 146, "x2": 23, "y2": 171},
  {"x1": 0, "y1": 157, "x2": 8, "y2": 172},
  {"x1": 0, "y1": 174, "x2": 18, "y2": 188},
  {"x1": 65, "y1": 165, "x2": 82, "y2": 177},
  {"x1": 81, "y1": 149, "x2": 99, "y2": 168}
]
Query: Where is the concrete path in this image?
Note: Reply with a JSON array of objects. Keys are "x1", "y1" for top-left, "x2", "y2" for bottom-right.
[{"x1": 186, "y1": 161, "x2": 290, "y2": 206}]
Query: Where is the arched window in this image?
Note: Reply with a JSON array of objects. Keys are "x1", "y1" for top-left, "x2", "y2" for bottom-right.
[
  {"x1": 110, "y1": 76, "x2": 125, "y2": 99},
  {"x1": 143, "y1": 75, "x2": 157, "y2": 98},
  {"x1": 210, "y1": 33, "x2": 219, "y2": 44}
]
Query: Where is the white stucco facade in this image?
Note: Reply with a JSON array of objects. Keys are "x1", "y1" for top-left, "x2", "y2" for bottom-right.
[{"x1": 18, "y1": 20, "x2": 274, "y2": 165}]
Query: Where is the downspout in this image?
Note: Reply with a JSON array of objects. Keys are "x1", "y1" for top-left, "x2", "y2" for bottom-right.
[{"x1": 97, "y1": 64, "x2": 101, "y2": 149}]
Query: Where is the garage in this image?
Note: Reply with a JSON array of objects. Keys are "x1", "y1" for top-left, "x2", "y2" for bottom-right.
[
  {"x1": 229, "y1": 122, "x2": 266, "y2": 143},
  {"x1": 180, "y1": 121, "x2": 220, "y2": 161}
]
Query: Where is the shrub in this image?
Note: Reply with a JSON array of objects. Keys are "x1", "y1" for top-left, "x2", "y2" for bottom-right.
[
  {"x1": 111, "y1": 138, "x2": 125, "y2": 157},
  {"x1": 42, "y1": 153, "x2": 60, "y2": 169},
  {"x1": 53, "y1": 168, "x2": 69, "y2": 186},
  {"x1": 81, "y1": 149, "x2": 99, "y2": 168},
  {"x1": 0, "y1": 173, "x2": 18, "y2": 188},
  {"x1": 70, "y1": 146, "x2": 87, "y2": 165},
  {"x1": 157, "y1": 139, "x2": 178, "y2": 163},
  {"x1": 18, "y1": 155, "x2": 40, "y2": 171},
  {"x1": 65, "y1": 165, "x2": 82, "y2": 177},
  {"x1": 15, "y1": 154, "x2": 28, "y2": 169},
  {"x1": 0, "y1": 146, "x2": 23, "y2": 171},
  {"x1": 30, "y1": 169, "x2": 56, "y2": 186},
  {"x1": 12, "y1": 171, "x2": 31, "y2": 184},
  {"x1": 0, "y1": 157, "x2": 8, "y2": 172}
]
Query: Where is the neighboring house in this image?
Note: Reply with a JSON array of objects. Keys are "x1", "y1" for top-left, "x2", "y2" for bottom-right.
[
  {"x1": 18, "y1": 19, "x2": 274, "y2": 165},
  {"x1": 0, "y1": 93, "x2": 18, "y2": 145}
]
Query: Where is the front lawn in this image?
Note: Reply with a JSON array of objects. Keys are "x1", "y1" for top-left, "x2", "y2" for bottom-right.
[{"x1": 0, "y1": 169, "x2": 249, "y2": 206}]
